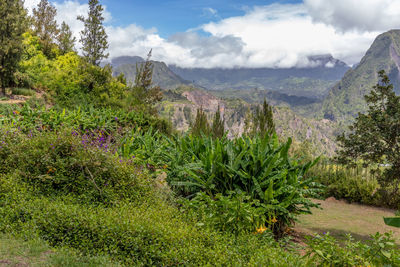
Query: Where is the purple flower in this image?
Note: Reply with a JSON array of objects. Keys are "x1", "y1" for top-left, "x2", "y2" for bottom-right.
[{"x1": 114, "y1": 117, "x2": 118, "y2": 121}]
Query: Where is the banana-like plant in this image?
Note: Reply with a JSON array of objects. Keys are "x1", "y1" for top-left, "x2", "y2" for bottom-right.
[{"x1": 163, "y1": 133, "x2": 322, "y2": 235}]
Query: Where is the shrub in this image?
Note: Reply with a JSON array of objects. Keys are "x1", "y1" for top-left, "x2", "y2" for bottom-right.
[
  {"x1": 0, "y1": 128, "x2": 152, "y2": 204},
  {"x1": 163, "y1": 134, "x2": 322, "y2": 236},
  {"x1": 307, "y1": 161, "x2": 400, "y2": 208},
  {"x1": 180, "y1": 191, "x2": 268, "y2": 234},
  {"x1": 305, "y1": 232, "x2": 400, "y2": 266}
]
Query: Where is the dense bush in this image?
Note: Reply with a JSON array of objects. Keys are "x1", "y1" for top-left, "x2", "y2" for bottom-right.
[
  {"x1": 309, "y1": 161, "x2": 400, "y2": 208},
  {"x1": 18, "y1": 33, "x2": 127, "y2": 108},
  {"x1": 0, "y1": 128, "x2": 152, "y2": 204},
  {"x1": 162, "y1": 134, "x2": 322, "y2": 236}
]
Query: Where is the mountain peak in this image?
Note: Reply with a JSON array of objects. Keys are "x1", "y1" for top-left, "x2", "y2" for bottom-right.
[
  {"x1": 322, "y1": 29, "x2": 400, "y2": 121},
  {"x1": 307, "y1": 54, "x2": 348, "y2": 68}
]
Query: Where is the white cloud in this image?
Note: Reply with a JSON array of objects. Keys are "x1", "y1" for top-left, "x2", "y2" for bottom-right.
[
  {"x1": 305, "y1": 0, "x2": 400, "y2": 32},
  {"x1": 200, "y1": 4, "x2": 378, "y2": 67},
  {"x1": 24, "y1": 0, "x2": 41, "y2": 14},
  {"x1": 24, "y1": 1, "x2": 397, "y2": 68}
]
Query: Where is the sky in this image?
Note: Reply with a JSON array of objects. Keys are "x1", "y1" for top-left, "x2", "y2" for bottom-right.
[{"x1": 24, "y1": 0, "x2": 400, "y2": 68}]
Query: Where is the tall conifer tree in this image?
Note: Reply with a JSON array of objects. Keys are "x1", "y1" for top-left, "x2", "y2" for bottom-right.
[
  {"x1": 191, "y1": 107, "x2": 210, "y2": 136},
  {"x1": 57, "y1": 21, "x2": 76, "y2": 55},
  {"x1": 78, "y1": 0, "x2": 109, "y2": 66},
  {"x1": 32, "y1": 0, "x2": 59, "y2": 57},
  {"x1": 211, "y1": 106, "x2": 225, "y2": 138},
  {"x1": 0, "y1": 0, "x2": 27, "y2": 95}
]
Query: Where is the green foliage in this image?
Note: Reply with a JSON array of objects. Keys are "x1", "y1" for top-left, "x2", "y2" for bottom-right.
[
  {"x1": 211, "y1": 106, "x2": 225, "y2": 138},
  {"x1": 0, "y1": 233, "x2": 118, "y2": 266},
  {"x1": 0, "y1": 129, "x2": 151, "y2": 204},
  {"x1": 77, "y1": 0, "x2": 109, "y2": 66},
  {"x1": 191, "y1": 106, "x2": 210, "y2": 136},
  {"x1": 128, "y1": 51, "x2": 163, "y2": 114},
  {"x1": 0, "y1": 104, "x2": 172, "y2": 135},
  {"x1": 309, "y1": 161, "x2": 384, "y2": 206},
  {"x1": 32, "y1": 0, "x2": 59, "y2": 58},
  {"x1": 337, "y1": 70, "x2": 400, "y2": 206},
  {"x1": 245, "y1": 99, "x2": 275, "y2": 137},
  {"x1": 322, "y1": 30, "x2": 400, "y2": 122},
  {"x1": 181, "y1": 191, "x2": 268, "y2": 234},
  {"x1": 164, "y1": 134, "x2": 321, "y2": 236},
  {"x1": 0, "y1": 129, "x2": 307, "y2": 266},
  {"x1": 18, "y1": 34, "x2": 127, "y2": 108},
  {"x1": 305, "y1": 232, "x2": 400, "y2": 266},
  {"x1": 57, "y1": 21, "x2": 76, "y2": 55},
  {"x1": 384, "y1": 216, "x2": 400, "y2": 228},
  {"x1": 118, "y1": 129, "x2": 169, "y2": 171},
  {"x1": 0, "y1": 0, "x2": 27, "y2": 94}
]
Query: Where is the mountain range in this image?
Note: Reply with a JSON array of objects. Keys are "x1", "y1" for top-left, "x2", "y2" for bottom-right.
[
  {"x1": 111, "y1": 29, "x2": 400, "y2": 155},
  {"x1": 112, "y1": 54, "x2": 350, "y2": 108}
]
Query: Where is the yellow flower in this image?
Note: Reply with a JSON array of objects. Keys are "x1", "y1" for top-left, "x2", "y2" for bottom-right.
[
  {"x1": 256, "y1": 225, "x2": 267, "y2": 234},
  {"x1": 271, "y1": 217, "x2": 278, "y2": 223}
]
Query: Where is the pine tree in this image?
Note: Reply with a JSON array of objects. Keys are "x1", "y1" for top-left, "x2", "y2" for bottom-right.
[
  {"x1": 32, "y1": 0, "x2": 59, "y2": 58},
  {"x1": 211, "y1": 106, "x2": 225, "y2": 138},
  {"x1": 191, "y1": 107, "x2": 210, "y2": 136},
  {"x1": 78, "y1": 0, "x2": 109, "y2": 66},
  {"x1": 131, "y1": 50, "x2": 162, "y2": 114},
  {"x1": 57, "y1": 21, "x2": 76, "y2": 55},
  {"x1": 0, "y1": 0, "x2": 27, "y2": 95},
  {"x1": 246, "y1": 99, "x2": 275, "y2": 137}
]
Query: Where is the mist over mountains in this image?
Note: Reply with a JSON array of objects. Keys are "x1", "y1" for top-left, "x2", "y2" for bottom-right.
[{"x1": 112, "y1": 54, "x2": 350, "y2": 102}]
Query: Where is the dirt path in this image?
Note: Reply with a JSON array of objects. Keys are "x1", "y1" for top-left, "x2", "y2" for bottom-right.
[{"x1": 295, "y1": 197, "x2": 400, "y2": 243}]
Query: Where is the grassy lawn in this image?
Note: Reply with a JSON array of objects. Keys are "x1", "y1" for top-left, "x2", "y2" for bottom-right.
[
  {"x1": 295, "y1": 198, "x2": 400, "y2": 243},
  {"x1": 0, "y1": 234, "x2": 118, "y2": 267}
]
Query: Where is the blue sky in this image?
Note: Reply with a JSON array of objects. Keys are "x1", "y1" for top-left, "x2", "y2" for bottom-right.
[
  {"x1": 99, "y1": 0, "x2": 301, "y2": 37},
  {"x1": 25, "y1": 0, "x2": 400, "y2": 68}
]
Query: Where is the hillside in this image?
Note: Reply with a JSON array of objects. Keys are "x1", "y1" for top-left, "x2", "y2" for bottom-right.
[
  {"x1": 112, "y1": 56, "x2": 191, "y2": 90},
  {"x1": 160, "y1": 87, "x2": 338, "y2": 156},
  {"x1": 169, "y1": 54, "x2": 349, "y2": 99},
  {"x1": 322, "y1": 30, "x2": 400, "y2": 121}
]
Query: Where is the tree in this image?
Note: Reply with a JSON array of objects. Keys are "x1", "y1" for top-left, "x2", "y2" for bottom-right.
[
  {"x1": 246, "y1": 99, "x2": 275, "y2": 137},
  {"x1": 211, "y1": 106, "x2": 225, "y2": 138},
  {"x1": 130, "y1": 50, "x2": 163, "y2": 114},
  {"x1": 0, "y1": 0, "x2": 27, "y2": 95},
  {"x1": 32, "y1": 0, "x2": 59, "y2": 58},
  {"x1": 57, "y1": 21, "x2": 76, "y2": 55},
  {"x1": 77, "y1": 0, "x2": 109, "y2": 66},
  {"x1": 191, "y1": 107, "x2": 210, "y2": 136},
  {"x1": 337, "y1": 70, "x2": 400, "y2": 204}
]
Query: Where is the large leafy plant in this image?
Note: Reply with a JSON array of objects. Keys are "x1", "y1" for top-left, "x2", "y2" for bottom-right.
[{"x1": 163, "y1": 134, "x2": 321, "y2": 235}]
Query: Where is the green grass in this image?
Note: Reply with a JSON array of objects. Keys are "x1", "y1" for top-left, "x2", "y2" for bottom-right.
[
  {"x1": 0, "y1": 234, "x2": 118, "y2": 267},
  {"x1": 295, "y1": 198, "x2": 400, "y2": 243}
]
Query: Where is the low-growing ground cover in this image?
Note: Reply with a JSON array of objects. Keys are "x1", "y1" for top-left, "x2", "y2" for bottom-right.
[{"x1": 0, "y1": 234, "x2": 118, "y2": 267}]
